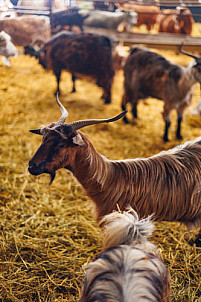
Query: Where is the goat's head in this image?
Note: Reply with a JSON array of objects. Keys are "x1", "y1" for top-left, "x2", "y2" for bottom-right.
[
  {"x1": 180, "y1": 44, "x2": 201, "y2": 82},
  {"x1": 28, "y1": 95, "x2": 127, "y2": 184},
  {"x1": 24, "y1": 45, "x2": 48, "y2": 69}
]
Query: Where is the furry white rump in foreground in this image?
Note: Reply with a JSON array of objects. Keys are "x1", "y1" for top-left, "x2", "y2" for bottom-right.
[{"x1": 79, "y1": 208, "x2": 171, "y2": 302}]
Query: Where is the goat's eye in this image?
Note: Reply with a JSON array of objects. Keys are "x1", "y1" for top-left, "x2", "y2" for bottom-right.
[{"x1": 58, "y1": 143, "x2": 65, "y2": 148}]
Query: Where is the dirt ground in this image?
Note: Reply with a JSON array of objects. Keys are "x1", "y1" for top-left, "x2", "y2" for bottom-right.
[{"x1": 0, "y1": 24, "x2": 201, "y2": 301}]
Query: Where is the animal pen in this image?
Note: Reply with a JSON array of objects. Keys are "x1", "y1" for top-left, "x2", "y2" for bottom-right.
[{"x1": 0, "y1": 0, "x2": 201, "y2": 301}]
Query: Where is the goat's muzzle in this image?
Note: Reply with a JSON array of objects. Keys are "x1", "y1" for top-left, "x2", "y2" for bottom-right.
[{"x1": 28, "y1": 160, "x2": 47, "y2": 176}]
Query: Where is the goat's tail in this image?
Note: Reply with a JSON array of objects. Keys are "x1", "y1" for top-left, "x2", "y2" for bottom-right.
[{"x1": 100, "y1": 207, "x2": 154, "y2": 250}]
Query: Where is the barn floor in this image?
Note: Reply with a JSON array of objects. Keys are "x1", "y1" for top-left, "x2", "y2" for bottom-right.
[{"x1": 0, "y1": 24, "x2": 201, "y2": 301}]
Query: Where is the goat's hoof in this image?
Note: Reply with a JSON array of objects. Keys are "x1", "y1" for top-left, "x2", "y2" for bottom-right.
[
  {"x1": 176, "y1": 135, "x2": 183, "y2": 141},
  {"x1": 123, "y1": 116, "x2": 129, "y2": 124},
  {"x1": 163, "y1": 136, "x2": 169, "y2": 143},
  {"x1": 195, "y1": 235, "x2": 201, "y2": 247},
  {"x1": 104, "y1": 99, "x2": 111, "y2": 104},
  {"x1": 71, "y1": 89, "x2": 76, "y2": 93}
]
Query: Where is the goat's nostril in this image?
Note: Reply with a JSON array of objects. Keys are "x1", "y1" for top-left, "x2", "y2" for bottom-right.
[
  {"x1": 28, "y1": 162, "x2": 36, "y2": 169},
  {"x1": 28, "y1": 161, "x2": 46, "y2": 176}
]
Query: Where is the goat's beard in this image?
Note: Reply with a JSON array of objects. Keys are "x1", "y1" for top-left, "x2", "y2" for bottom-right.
[{"x1": 49, "y1": 172, "x2": 56, "y2": 186}]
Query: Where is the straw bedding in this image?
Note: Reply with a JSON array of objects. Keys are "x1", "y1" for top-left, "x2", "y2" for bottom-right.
[{"x1": 0, "y1": 28, "x2": 201, "y2": 301}]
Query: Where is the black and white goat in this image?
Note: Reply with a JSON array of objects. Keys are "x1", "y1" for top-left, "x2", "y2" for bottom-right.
[
  {"x1": 79, "y1": 208, "x2": 171, "y2": 302},
  {"x1": 122, "y1": 46, "x2": 201, "y2": 142}
]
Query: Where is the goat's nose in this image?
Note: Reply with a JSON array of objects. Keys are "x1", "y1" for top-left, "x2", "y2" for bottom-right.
[{"x1": 28, "y1": 160, "x2": 46, "y2": 175}]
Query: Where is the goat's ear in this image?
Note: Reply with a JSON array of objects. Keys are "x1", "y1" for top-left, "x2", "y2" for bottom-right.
[{"x1": 72, "y1": 133, "x2": 84, "y2": 146}]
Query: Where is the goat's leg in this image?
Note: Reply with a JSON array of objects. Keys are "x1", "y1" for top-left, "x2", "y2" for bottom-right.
[
  {"x1": 97, "y1": 78, "x2": 112, "y2": 104},
  {"x1": 176, "y1": 116, "x2": 183, "y2": 140},
  {"x1": 131, "y1": 102, "x2": 138, "y2": 119},
  {"x1": 195, "y1": 229, "x2": 201, "y2": 247},
  {"x1": 121, "y1": 89, "x2": 137, "y2": 123},
  {"x1": 121, "y1": 92, "x2": 129, "y2": 123},
  {"x1": 163, "y1": 120, "x2": 171, "y2": 142},
  {"x1": 163, "y1": 106, "x2": 171, "y2": 142},
  {"x1": 176, "y1": 104, "x2": 188, "y2": 140},
  {"x1": 71, "y1": 74, "x2": 76, "y2": 93},
  {"x1": 146, "y1": 23, "x2": 152, "y2": 31},
  {"x1": 79, "y1": 24, "x2": 84, "y2": 32},
  {"x1": 55, "y1": 69, "x2": 61, "y2": 95}
]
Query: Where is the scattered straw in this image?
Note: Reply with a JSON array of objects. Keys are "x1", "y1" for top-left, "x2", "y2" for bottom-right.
[{"x1": 0, "y1": 23, "x2": 201, "y2": 301}]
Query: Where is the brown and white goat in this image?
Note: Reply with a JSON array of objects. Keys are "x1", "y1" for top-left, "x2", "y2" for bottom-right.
[
  {"x1": 118, "y1": 4, "x2": 159, "y2": 31},
  {"x1": 0, "y1": 15, "x2": 50, "y2": 46},
  {"x1": 79, "y1": 208, "x2": 171, "y2": 302},
  {"x1": 158, "y1": 7, "x2": 194, "y2": 35},
  {"x1": 122, "y1": 47, "x2": 201, "y2": 142},
  {"x1": 28, "y1": 96, "x2": 201, "y2": 247},
  {"x1": 24, "y1": 31, "x2": 115, "y2": 103}
]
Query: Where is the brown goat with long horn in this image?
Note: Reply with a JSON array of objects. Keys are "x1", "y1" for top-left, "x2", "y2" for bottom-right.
[{"x1": 28, "y1": 96, "x2": 201, "y2": 246}]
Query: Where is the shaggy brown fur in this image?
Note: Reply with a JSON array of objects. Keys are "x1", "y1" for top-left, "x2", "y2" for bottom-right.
[
  {"x1": 29, "y1": 118, "x2": 201, "y2": 246},
  {"x1": 25, "y1": 31, "x2": 115, "y2": 103}
]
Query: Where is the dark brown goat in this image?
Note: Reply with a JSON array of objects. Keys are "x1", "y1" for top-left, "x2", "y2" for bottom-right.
[
  {"x1": 28, "y1": 96, "x2": 201, "y2": 247},
  {"x1": 122, "y1": 47, "x2": 201, "y2": 142},
  {"x1": 24, "y1": 31, "x2": 115, "y2": 103},
  {"x1": 51, "y1": 10, "x2": 89, "y2": 32}
]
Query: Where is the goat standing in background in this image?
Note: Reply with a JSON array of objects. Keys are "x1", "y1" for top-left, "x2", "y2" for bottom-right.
[
  {"x1": 0, "y1": 16, "x2": 50, "y2": 46},
  {"x1": 24, "y1": 31, "x2": 115, "y2": 103},
  {"x1": 118, "y1": 4, "x2": 159, "y2": 31},
  {"x1": 81, "y1": 9, "x2": 137, "y2": 32},
  {"x1": 0, "y1": 31, "x2": 18, "y2": 66},
  {"x1": 28, "y1": 96, "x2": 201, "y2": 247},
  {"x1": 79, "y1": 208, "x2": 171, "y2": 302},
  {"x1": 122, "y1": 47, "x2": 201, "y2": 142},
  {"x1": 51, "y1": 11, "x2": 89, "y2": 32},
  {"x1": 158, "y1": 7, "x2": 194, "y2": 35}
]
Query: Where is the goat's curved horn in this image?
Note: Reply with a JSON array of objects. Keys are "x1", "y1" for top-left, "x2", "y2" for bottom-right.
[
  {"x1": 56, "y1": 94, "x2": 69, "y2": 124},
  {"x1": 29, "y1": 128, "x2": 43, "y2": 135},
  {"x1": 69, "y1": 111, "x2": 128, "y2": 131},
  {"x1": 179, "y1": 44, "x2": 200, "y2": 60}
]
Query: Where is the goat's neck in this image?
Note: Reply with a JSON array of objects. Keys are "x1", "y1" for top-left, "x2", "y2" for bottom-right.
[
  {"x1": 69, "y1": 132, "x2": 115, "y2": 219},
  {"x1": 180, "y1": 67, "x2": 198, "y2": 91}
]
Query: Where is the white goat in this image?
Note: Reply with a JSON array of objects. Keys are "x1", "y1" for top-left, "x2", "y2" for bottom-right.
[
  {"x1": 81, "y1": 9, "x2": 137, "y2": 31},
  {"x1": 79, "y1": 208, "x2": 171, "y2": 302},
  {"x1": 0, "y1": 31, "x2": 17, "y2": 66}
]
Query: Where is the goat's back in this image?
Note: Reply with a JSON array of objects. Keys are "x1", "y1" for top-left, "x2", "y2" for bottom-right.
[
  {"x1": 0, "y1": 16, "x2": 50, "y2": 46},
  {"x1": 79, "y1": 244, "x2": 170, "y2": 302},
  {"x1": 124, "y1": 47, "x2": 182, "y2": 100},
  {"x1": 42, "y1": 31, "x2": 114, "y2": 77}
]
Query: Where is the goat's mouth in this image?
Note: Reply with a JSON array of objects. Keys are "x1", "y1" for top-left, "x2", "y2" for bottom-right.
[
  {"x1": 28, "y1": 161, "x2": 45, "y2": 175},
  {"x1": 28, "y1": 163, "x2": 56, "y2": 185}
]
